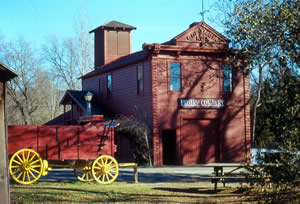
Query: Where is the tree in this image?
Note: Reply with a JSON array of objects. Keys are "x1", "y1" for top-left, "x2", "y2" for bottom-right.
[
  {"x1": 221, "y1": 0, "x2": 299, "y2": 145},
  {"x1": 32, "y1": 69, "x2": 64, "y2": 124},
  {"x1": 43, "y1": 37, "x2": 81, "y2": 90},
  {"x1": 0, "y1": 37, "x2": 41, "y2": 125},
  {"x1": 74, "y1": 6, "x2": 94, "y2": 76},
  {"x1": 219, "y1": 0, "x2": 300, "y2": 201},
  {"x1": 43, "y1": 10, "x2": 94, "y2": 90},
  {"x1": 255, "y1": 69, "x2": 300, "y2": 149},
  {"x1": 115, "y1": 115, "x2": 152, "y2": 166},
  {"x1": 0, "y1": 36, "x2": 63, "y2": 125}
]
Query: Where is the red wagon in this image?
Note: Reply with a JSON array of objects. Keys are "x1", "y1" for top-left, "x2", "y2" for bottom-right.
[{"x1": 7, "y1": 115, "x2": 120, "y2": 185}]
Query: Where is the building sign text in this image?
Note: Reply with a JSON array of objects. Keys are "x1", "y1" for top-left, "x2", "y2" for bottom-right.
[{"x1": 180, "y1": 98, "x2": 225, "y2": 109}]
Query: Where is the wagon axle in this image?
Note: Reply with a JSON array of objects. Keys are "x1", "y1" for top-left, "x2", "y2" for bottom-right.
[{"x1": 9, "y1": 149, "x2": 119, "y2": 185}]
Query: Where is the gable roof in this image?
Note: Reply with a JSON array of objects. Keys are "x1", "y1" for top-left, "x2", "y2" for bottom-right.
[
  {"x1": 81, "y1": 50, "x2": 148, "y2": 79},
  {"x1": 90, "y1": 20, "x2": 136, "y2": 33},
  {"x1": 163, "y1": 21, "x2": 229, "y2": 45},
  {"x1": 60, "y1": 90, "x2": 103, "y2": 115},
  {"x1": 0, "y1": 62, "x2": 18, "y2": 82}
]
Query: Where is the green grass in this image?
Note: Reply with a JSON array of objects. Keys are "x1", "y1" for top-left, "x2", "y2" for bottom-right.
[{"x1": 10, "y1": 181, "x2": 249, "y2": 203}]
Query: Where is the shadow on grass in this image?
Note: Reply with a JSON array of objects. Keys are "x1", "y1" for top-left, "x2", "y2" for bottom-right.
[
  {"x1": 11, "y1": 184, "x2": 247, "y2": 203},
  {"x1": 153, "y1": 187, "x2": 225, "y2": 194},
  {"x1": 11, "y1": 185, "x2": 238, "y2": 203}
]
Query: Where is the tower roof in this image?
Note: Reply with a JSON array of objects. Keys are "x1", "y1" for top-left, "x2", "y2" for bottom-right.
[{"x1": 89, "y1": 20, "x2": 136, "y2": 33}]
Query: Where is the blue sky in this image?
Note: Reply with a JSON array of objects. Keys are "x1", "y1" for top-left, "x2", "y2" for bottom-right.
[{"x1": 0, "y1": 0, "x2": 224, "y2": 52}]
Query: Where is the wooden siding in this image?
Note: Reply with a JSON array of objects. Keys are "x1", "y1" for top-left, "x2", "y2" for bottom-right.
[
  {"x1": 152, "y1": 53, "x2": 251, "y2": 165},
  {"x1": 82, "y1": 60, "x2": 153, "y2": 126},
  {"x1": 0, "y1": 81, "x2": 10, "y2": 203}
]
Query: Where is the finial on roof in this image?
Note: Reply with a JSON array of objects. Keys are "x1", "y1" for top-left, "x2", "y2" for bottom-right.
[{"x1": 199, "y1": 0, "x2": 209, "y2": 22}]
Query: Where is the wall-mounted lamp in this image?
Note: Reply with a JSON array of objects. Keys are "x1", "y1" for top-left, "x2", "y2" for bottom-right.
[{"x1": 84, "y1": 91, "x2": 93, "y2": 116}]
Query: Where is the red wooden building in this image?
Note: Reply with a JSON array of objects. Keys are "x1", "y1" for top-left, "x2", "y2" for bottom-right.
[{"x1": 60, "y1": 20, "x2": 251, "y2": 166}]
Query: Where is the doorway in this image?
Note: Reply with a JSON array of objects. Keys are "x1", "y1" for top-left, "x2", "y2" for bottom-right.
[
  {"x1": 181, "y1": 119, "x2": 219, "y2": 165},
  {"x1": 162, "y1": 129, "x2": 177, "y2": 165}
]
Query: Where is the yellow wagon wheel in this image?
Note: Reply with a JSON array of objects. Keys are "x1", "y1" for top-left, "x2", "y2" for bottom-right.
[
  {"x1": 74, "y1": 161, "x2": 94, "y2": 182},
  {"x1": 92, "y1": 155, "x2": 119, "y2": 184},
  {"x1": 9, "y1": 149, "x2": 43, "y2": 185}
]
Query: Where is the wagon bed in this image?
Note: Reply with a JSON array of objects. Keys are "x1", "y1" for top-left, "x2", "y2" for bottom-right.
[{"x1": 7, "y1": 115, "x2": 121, "y2": 185}]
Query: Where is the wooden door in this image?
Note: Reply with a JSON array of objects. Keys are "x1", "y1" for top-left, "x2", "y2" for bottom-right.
[{"x1": 181, "y1": 119, "x2": 219, "y2": 165}]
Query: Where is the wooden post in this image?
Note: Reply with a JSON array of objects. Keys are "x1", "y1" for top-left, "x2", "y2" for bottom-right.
[
  {"x1": 0, "y1": 81, "x2": 10, "y2": 204},
  {"x1": 133, "y1": 165, "x2": 138, "y2": 184}
]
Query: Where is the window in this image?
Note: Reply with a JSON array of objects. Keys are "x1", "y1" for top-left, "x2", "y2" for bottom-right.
[
  {"x1": 169, "y1": 63, "x2": 181, "y2": 91},
  {"x1": 222, "y1": 65, "x2": 232, "y2": 92},
  {"x1": 107, "y1": 74, "x2": 112, "y2": 100},
  {"x1": 137, "y1": 65, "x2": 143, "y2": 96}
]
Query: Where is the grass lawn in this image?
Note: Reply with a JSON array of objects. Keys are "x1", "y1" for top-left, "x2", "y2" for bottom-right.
[{"x1": 10, "y1": 181, "x2": 252, "y2": 203}]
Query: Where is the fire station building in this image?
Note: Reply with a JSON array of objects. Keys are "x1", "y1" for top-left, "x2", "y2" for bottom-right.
[{"x1": 62, "y1": 20, "x2": 251, "y2": 166}]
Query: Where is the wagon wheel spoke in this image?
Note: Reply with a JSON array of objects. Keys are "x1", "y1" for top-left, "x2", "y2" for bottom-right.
[
  {"x1": 26, "y1": 151, "x2": 31, "y2": 162},
  {"x1": 16, "y1": 171, "x2": 23, "y2": 180},
  {"x1": 88, "y1": 172, "x2": 93, "y2": 179},
  {"x1": 100, "y1": 158, "x2": 105, "y2": 165},
  {"x1": 28, "y1": 154, "x2": 36, "y2": 162},
  {"x1": 30, "y1": 159, "x2": 41, "y2": 165},
  {"x1": 11, "y1": 159, "x2": 22, "y2": 165},
  {"x1": 105, "y1": 174, "x2": 110, "y2": 181},
  {"x1": 107, "y1": 160, "x2": 113, "y2": 166},
  {"x1": 26, "y1": 172, "x2": 31, "y2": 182},
  {"x1": 107, "y1": 163, "x2": 116, "y2": 169},
  {"x1": 22, "y1": 151, "x2": 26, "y2": 162},
  {"x1": 28, "y1": 170, "x2": 36, "y2": 179},
  {"x1": 30, "y1": 164, "x2": 41, "y2": 169},
  {"x1": 74, "y1": 161, "x2": 94, "y2": 182},
  {"x1": 30, "y1": 168, "x2": 40, "y2": 174},
  {"x1": 22, "y1": 172, "x2": 26, "y2": 182},
  {"x1": 9, "y1": 149, "x2": 43, "y2": 185},
  {"x1": 16, "y1": 154, "x2": 23, "y2": 163},
  {"x1": 11, "y1": 168, "x2": 21, "y2": 175},
  {"x1": 92, "y1": 155, "x2": 119, "y2": 184}
]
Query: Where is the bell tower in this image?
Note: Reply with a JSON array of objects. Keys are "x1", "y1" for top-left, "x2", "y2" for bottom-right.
[{"x1": 89, "y1": 20, "x2": 136, "y2": 69}]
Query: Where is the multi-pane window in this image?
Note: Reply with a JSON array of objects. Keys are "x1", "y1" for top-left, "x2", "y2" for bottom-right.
[
  {"x1": 137, "y1": 65, "x2": 143, "y2": 96},
  {"x1": 170, "y1": 63, "x2": 181, "y2": 91},
  {"x1": 222, "y1": 65, "x2": 232, "y2": 92},
  {"x1": 107, "y1": 74, "x2": 112, "y2": 100}
]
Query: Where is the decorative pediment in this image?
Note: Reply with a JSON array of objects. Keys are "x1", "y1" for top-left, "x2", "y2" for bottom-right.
[
  {"x1": 173, "y1": 22, "x2": 228, "y2": 47},
  {"x1": 185, "y1": 26, "x2": 222, "y2": 42}
]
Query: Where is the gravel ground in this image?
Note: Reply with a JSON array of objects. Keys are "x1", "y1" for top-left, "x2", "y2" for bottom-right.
[{"x1": 40, "y1": 166, "x2": 246, "y2": 185}]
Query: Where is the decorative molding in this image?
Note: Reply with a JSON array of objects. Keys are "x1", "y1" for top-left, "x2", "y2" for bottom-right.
[{"x1": 186, "y1": 27, "x2": 220, "y2": 42}]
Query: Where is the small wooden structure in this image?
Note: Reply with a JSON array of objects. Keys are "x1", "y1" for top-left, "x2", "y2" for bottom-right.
[
  {"x1": 0, "y1": 62, "x2": 18, "y2": 203},
  {"x1": 201, "y1": 163, "x2": 249, "y2": 190}
]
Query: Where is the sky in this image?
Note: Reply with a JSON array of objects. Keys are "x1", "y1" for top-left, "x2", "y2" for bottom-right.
[{"x1": 0, "y1": 0, "x2": 224, "y2": 53}]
